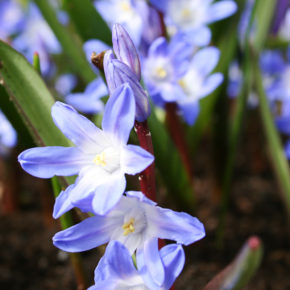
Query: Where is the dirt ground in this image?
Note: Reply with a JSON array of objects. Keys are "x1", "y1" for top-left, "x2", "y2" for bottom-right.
[{"x1": 1, "y1": 121, "x2": 290, "y2": 290}]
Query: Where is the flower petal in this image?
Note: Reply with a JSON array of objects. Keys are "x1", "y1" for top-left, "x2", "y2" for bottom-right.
[
  {"x1": 102, "y1": 83, "x2": 135, "y2": 144},
  {"x1": 53, "y1": 185, "x2": 74, "y2": 219},
  {"x1": 51, "y1": 102, "x2": 104, "y2": 151},
  {"x1": 207, "y1": 1, "x2": 238, "y2": 24},
  {"x1": 112, "y1": 23, "x2": 141, "y2": 80},
  {"x1": 121, "y1": 145, "x2": 154, "y2": 175},
  {"x1": 95, "y1": 241, "x2": 138, "y2": 281},
  {"x1": 153, "y1": 207, "x2": 206, "y2": 245},
  {"x1": 200, "y1": 73, "x2": 224, "y2": 97},
  {"x1": 18, "y1": 146, "x2": 88, "y2": 178},
  {"x1": 142, "y1": 238, "x2": 165, "y2": 286},
  {"x1": 177, "y1": 100, "x2": 200, "y2": 126},
  {"x1": 91, "y1": 175, "x2": 126, "y2": 215},
  {"x1": 191, "y1": 47, "x2": 220, "y2": 76},
  {"x1": 160, "y1": 244, "x2": 185, "y2": 289},
  {"x1": 52, "y1": 215, "x2": 115, "y2": 252}
]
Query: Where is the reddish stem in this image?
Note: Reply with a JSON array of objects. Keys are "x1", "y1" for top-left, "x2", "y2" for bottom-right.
[
  {"x1": 134, "y1": 120, "x2": 156, "y2": 201},
  {"x1": 165, "y1": 103, "x2": 193, "y2": 179}
]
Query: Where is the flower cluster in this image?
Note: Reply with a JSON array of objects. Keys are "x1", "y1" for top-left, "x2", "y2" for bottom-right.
[{"x1": 18, "y1": 24, "x2": 206, "y2": 288}]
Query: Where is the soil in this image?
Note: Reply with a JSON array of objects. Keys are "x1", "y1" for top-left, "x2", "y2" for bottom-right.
[{"x1": 1, "y1": 121, "x2": 290, "y2": 290}]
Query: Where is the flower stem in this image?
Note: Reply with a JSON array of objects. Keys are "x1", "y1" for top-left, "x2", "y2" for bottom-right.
[
  {"x1": 134, "y1": 120, "x2": 156, "y2": 201},
  {"x1": 165, "y1": 103, "x2": 193, "y2": 179}
]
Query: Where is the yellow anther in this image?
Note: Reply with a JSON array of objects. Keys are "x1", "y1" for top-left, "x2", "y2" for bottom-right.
[
  {"x1": 178, "y1": 79, "x2": 186, "y2": 89},
  {"x1": 93, "y1": 151, "x2": 106, "y2": 167},
  {"x1": 121, "y1": 1, "x2": 131, "y2": 11},
  {"x1": 122, "y1": 218, "x2": 135, "y2": 236},
  {"x1": 156, "y1": 67, "x2": 167, "y2": 78},
  {"x1": 182, "y1": 8, "x2": 191, "y2": 19}
]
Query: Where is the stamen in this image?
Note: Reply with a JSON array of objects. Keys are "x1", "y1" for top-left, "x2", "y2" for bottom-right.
[
  {"x1": 120, "y1": 1, "x2": 131, "y2": 11},
  {"x1": 178, "y1": 79, "x2": 186, "y2": 89},
  {"x1": 182, "y1": 8, "x2": 191, "y2": 19},
  {"x1": 93, "y1": 151, "x2": 106, "y2": 166},
  {"x1": 156, "y1": 67, "x2": 167, "y2": 78},
  {"x1": 122, "y1": 218, "x2": 135, "y2": 236}
]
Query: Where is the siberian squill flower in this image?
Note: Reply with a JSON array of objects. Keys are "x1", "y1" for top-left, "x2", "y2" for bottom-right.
[
  {"x1": 65, "y1": 78, "x2": 107, "y2": 115},
  {"x1": 88, "y1": 241, "x2": 185, "y2": 290},
  {"x1": 55, "y1": 74, "x2": 78, "y2": 97},
  {"x1": 53, "y1": 191, "x2": 205, "y2": 286},
  {"x1": 18, "y1": 84, "x2": 154, "y2": 216},
  {"x1": 94, "y1": 0, "x2": 151, "y2": 47},
  {"x1": 12, "y1": 3, "x2": 61, "y2": 75},
  {"x1": 150, "y1": 0, "x2": 237, "y2": 43},
  {"x1": 0, "y1": 110, "x2": 17, "y2": 156},
  {"x1": 103, "y1": 24, "x2": 151, "y2": 121},
  {"x1": 0, "y1": 0, "x2": 24, "y2": 41},
  {"x1": 143, "y1": 36, "x2": 223, "y2": 125}
]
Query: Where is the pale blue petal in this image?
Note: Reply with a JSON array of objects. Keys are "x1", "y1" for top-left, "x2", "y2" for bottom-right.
[
  {"x1": 121, "y1": 145, "x2": 154, "y2": 175},
  {"x1": 148, "y1": 37, "x2": 168, "y2": 56},
  {"x1": 112, "y1": 23, "x2": 141, "y2": 80},
  {"x1": 52, "y1": 215, "x2": 115, "y2": 252},
  {"x1": 184, "y1": 27, "x2": 212, "y2": 47},
  {"x1": 177, "y1": 101, "x2": 200, "y2": 126},
  {"x1": 95, "y1": 241, "x2": 138, "y2": 282},
  {"x1": 207, "y1": 1, "x2": 238, "y2": 24},
  {"x1": 102, "y1": 83, "x2": 135, "y2": 143},
  {"x1": 18, "y1": 147, "x2": 88, "y2": 178},
  {"x1": 88, "y1": 280, "x2": 117, "y2": 290},
  {"x1": 142, "y1": 238, "x2": 165, "y2": 286},
  {"x1": 91, "y1": 175, "x2": 126, "y2": 215},
  {"x1": 149, "y1": 0, "x2": 167, "y2": 13},
  {"x1": 53, "y1": 185, "x2": 74, "y2": 219},
  {"x1": 200, "y1": 73, "x2": 224, "y2": 97},
  {"x1": 51, "y1": 102, "x2": 103, "y2": 149},
  {"x1": 161, "y1": 244, "x2": 185, "y2": 289},
  {"x1": 153, "y1": 207, "x2": 206, "y2": 245},
  {"x1": 191, "y1": 47, "x2": 220, "y2": 76},
  {"x1": 125, "y1": 191, "x2": 157, "y2": 206}
]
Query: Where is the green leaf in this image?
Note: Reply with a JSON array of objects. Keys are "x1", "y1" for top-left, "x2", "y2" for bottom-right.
[
  {"x1": 204, "y1": 236, "x2": 263, "y2": 290},
  {"x1": 254, "y1": 58, "x2": 290, "y2": 216},
  {"x1": 0, "y1": 40, "x2": 75, "y2": 185},
  {"x1": 63, "y1": 0, "x2": 111, "y2": 44},
  {"x1": 148, "y1": 110, "x2": 195, "y2": 211},
  {"x1": 34, "y1": 0, "x2": 95, "y2": 83}
]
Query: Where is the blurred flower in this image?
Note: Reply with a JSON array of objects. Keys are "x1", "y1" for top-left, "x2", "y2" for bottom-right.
[
  {"x1": 0, "y1": 0, "x2": 24, "y2": 41},
  {"x1": 53, "y1": 190, "x2": 205, "y2": 286},
  {"x1": 55, "y1": 74, "x2": 78, "y2": 97},
  {"x1": 0, "y1": 110, "x2": 17, "y2": 156},
  {"x1": 143, "y1": 37, "x2": 223, "y2": 125},
  {"x1": 65, "y1": 78, "x2": 107, "y2": 114},
  {"x1": 12, "y1": 3, "x2": 61, "y2": 75},
  {"x1": 150, "y1": 0, "x2": 237, "y2": 44},
  {"x1": 88, "y1": 241, "x2": 185, "y2": 290},
  {"x1": 18, "y1": 84, "x2": 154, "y2": 216}
]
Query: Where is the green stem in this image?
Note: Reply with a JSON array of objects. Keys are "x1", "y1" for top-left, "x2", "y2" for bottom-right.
[
  {"x1": 51, "y1": 177, "x2": 87, "y2": 290},
  {"x1": 254, "y1": 58, "x2": 290, "y2": 216}
]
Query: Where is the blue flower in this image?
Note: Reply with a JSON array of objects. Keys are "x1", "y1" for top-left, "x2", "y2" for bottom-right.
[
  {"x1": 104, "y1": 50, "x2": 151, "y2": 122},
  {"x1": 94, "y1": 0, "x2": 146, "y2": 46},
  {"x1": 150, "y1": 0, "x2": 237, "y2": 45},
  {"x1": 143, "y1": 37, "x2": 223, "y2": 125},
  {"x1": 65, "y1": 78, "x2": 107, "y2": 115},
  {"x1": 53, "y1": 191, "x2": 205, "y2": 286},
  {"x1": 12, "y1": 3, "x2": 61, "y2": 75},
  {"x1": 55, "y1": 74, "x2": 78, "y2": 97},
  {"x1": 88, "y1": 241, "x2": 185, "y2": 289},
  {"x1": 0, "y1": 110, "x2": 17, "y2": 156},
  {"x1": 18, "y1": 84, "x2": 154, "y2": 216},
  {"x1": 0, "y1": 0, "x2": 24, "y2": 40}
]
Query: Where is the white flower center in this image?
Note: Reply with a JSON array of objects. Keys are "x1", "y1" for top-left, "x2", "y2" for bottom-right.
[
  {"x1": 92, "y1": 146, "x2": 120, "y2": 173},
  {"x1": 122, "y1": 207, "x2": 147, "y2": 237},
  {"x1": 179, "y1": 68, "x2": 203, "y2": 101},
  {"x1": 168, "y1": 0, "x2": 207, "y2": 31}
]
